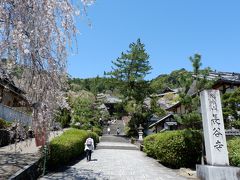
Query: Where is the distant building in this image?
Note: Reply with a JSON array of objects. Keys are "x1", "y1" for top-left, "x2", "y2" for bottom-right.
[
  {"x1": 0, "y1": 66, "x2": 31, "y2": 125},
  {"x1": 144, "y1": 87, "x2": 180, "y2": 110},
  {"x1": 166, "y1": 71, "x2": 240, "y2": 115},
  {"x1": 97, "y1": 93, "x2": 122, "y2": 116},
  {"x1": 0, "y1": 67, "x2": 29, "y2": 108},
  {"x1": 193, "y1": 71, "x2": 240, "y2": 93},
  {"x1": 211, "y1": 72, "x2": 240, "y2": 93},
  {"x1": 148, "y1": 114, "x2": 178, "y2": 134},
  {"x1": 165, "y1": 101, "x2": 187, "y2": 115},
  {"x1": 149, "y1": 71, "x2": 240, "y2": 133}
]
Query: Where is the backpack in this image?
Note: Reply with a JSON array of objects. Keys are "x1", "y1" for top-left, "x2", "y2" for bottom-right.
[{"x1": 86, "y1": 138, "x2": 92, "y2": 146}]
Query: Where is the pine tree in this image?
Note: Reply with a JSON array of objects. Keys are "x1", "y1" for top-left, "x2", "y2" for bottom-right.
[
  {"x1": 108, "y1": 39, "x2": 152, "y2": 103},
  {"x1": 190, "y1": 54, "x2": 202, "y2": 76}
]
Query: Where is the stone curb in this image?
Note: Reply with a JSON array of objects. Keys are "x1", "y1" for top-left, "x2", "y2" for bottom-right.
[{"x1": 8, "y1": 156, "x2": 43, "y2": 180}]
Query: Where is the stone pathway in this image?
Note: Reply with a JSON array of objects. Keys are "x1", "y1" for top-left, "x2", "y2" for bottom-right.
[
  {"x1": 41, "y1": 148, "x2": 187, "y2": 180},
  {"x1": 0, "y1": 129, "x2": 66, "y2": 179},
  {"x1": 41, "y1": 128, "x2": 189, "y2": 180}
]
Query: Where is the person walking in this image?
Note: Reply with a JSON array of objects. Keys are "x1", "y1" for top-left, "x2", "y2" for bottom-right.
[
  {"x1": 117, "y1": 127, "x2": 120, "y2": 136},
  {"x1": 84, "y1": 136, "x2": 94, "y2": 161},
  {"x1": 107, "y1": 127, "x2": 111, "y2": 135}
]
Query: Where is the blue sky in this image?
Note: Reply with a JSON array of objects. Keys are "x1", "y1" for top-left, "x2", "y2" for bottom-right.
[{"x1": 68, "y1": 0, "x2": 240, "y2": 80}]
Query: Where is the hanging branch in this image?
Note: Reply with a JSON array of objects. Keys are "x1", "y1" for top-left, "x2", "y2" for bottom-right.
[{"x1": 0, "y1": 0, "x2": 95, "y2": 145}]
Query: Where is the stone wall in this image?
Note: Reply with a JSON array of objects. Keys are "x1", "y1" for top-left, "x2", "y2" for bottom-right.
[{"x1": 0, "y1": 103, "x2": 32, "y2": 126}]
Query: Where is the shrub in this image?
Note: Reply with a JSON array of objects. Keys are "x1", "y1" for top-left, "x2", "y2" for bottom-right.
[
  {"x1": 55, "y1": 108, "x2": 71, "y2": 128},
  {"x1": 143, "y1": 133, "x2": 158, "y2": 158},
  {"x1": 88, "y1": 131, "x2": 100, "y2": 145},
  {"x1": 70, "y1": 123, "x2": 102, "y2": 136},
  {"x1": 174, "y1": 112, "x2": 202, "y2": 130},
  {"x1": 228, "y1": 137, "x2": 240, "y2": 167},
  {"x1": 130, "y1": 137, "x2": 136, "y2": 144},
  {"x1": 144, "y1": 130, "x2": 202, "y2": 168},
  {"x1": 0, "y1": 118, "x2": 11, "y2": 129},
  {"x1": 48, "y1": 128, "x2": 99, "y2": 168},
  {"x1": 93, "y1": 126, "x2": 102, "y2": 136}
]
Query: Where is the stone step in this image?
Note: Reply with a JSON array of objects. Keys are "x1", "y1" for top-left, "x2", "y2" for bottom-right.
[
  {"x1": 103, "y1": 119, "x2": 125, "y2": 135},
  {"x1": 100, "y1": 135, "x2": 129, "y2": 143},
  {"x1": 96, "y1": 141, "x2": 139, "y2": 151},
  {"x1": 96, "y1": 146, "x2": 138, "y2": 150}
]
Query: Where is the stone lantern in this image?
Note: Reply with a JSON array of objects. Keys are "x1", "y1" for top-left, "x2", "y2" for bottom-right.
[{"x1": 138, "y1": 124, "x2": 144, "y2": 141}]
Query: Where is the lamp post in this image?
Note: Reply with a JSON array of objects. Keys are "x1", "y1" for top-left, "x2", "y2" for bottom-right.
[{"x1": 138, "y1": 124, "x2": 144, "y2": 141}]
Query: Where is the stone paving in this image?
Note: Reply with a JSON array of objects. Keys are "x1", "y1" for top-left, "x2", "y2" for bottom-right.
[
  {"x1": 41, "y1": 135, "x2": 189, "y2": 180},
  {"x1": 41, "y1": 120, "x2": 198, "y2": 180},
  {"x1": 0, "y1": 130, "x2": 65, "y2": 179}
]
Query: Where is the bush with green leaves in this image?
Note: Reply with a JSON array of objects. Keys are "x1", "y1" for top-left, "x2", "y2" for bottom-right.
[
  {"x1": 174, "y1": 112, "x2": 202, "y2": 130},
  {"x1": 143, "y1": 133, "x2": 158, "y2": 158},
  {"x1": 143, "y1": 130, "x2": 202, "y2": 168},
  {"x1": 87, "y1": 131, "x2": 100, "y2": 145},
  {"x1": 93, "y1": 126, "x2": 103, "y2": 136},
  {"x1": 222, "y1": 87, "x2": 240, "y2": 128},
  {"x1": 126, "y1": 111, "x2": 151, "y2": 137},
  {"x1": 69, "y1": 91, "x2": 101, "y2": 130},
  {"x1": 55, "y1": 108, "x2": 71, "y2": 128},
  {"x1": 70, "y1": 123, "x2": 102, "y2": 136},
  {"x1": 0, "y1": 118, "x2": 12, "y2": 129},
  {"x1": 48, "y1": 128, "x2": 99, "y2": 168},
  {"x1": 228, "y1": 137, "x2": 240, "y2": 167}
]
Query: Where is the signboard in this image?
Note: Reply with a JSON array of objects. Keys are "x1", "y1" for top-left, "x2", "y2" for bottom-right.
[
  {"x1": 200, "y1": 90, "x2": 229, "y2": 166},
  {"x1": 166, "y1": 122, "x2": 177, "y2": 126}
]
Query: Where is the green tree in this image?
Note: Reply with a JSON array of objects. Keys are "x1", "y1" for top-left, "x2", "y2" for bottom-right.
[
  {"x1": 150, "y1": 97, "x2": 166, "y2": 118},
  {"x1": 177, "y1": 55, "x2": 214, "y2": 130},
  {"x1": 107, "y1": 39, "x2": 152, "y2": 103},
  {"x1": 190, "y1": 54, "x2": 202, "y2": 76},
  {"x1": 150, "y1": 74, "x2": 168, "y2": 93},
  {"x1": 69, "y1": 90, "x2": 100, "y2": 129},
  {"x1": 55, "y1": 108, "x2": 71, "y2": 128},
  {"x1": 107, "y1": 39, "x2": 152, "y2": 136},
  {"x1": 222, "y1": 87, "x2": 240, "y2": 128},
  {"x1": 150, "y1": 69, "x2": 193, "y2": 94},
  {"x1": 69, "y1": 77, "x2": 119, "y2": 94},
  {"x1": 177, "y1": 54, "x2": 205, "y2": 129}
]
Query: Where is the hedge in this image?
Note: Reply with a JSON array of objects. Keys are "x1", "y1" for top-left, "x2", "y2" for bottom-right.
[
  {"x1": 93, "y1": 126, "x2": 103, "y2": 136},
  {"x1": 88, "y1": 131, "x2": 100, "y2": 145},
  {"x1": 143, "y1": 130, "x2": 202, "y2": 168},
  {"x1": 143, "y1": 133, "x2": 158, "y2": 158},
  {"x1": 70, "y1": 124, "x2": 103, "y2": 136},
  {"x1": 48, "y1": 128, "x2": 99, "y2": 168},
  {"x1": 228, "y1": 137, "x2": 240, "y2": 167}
]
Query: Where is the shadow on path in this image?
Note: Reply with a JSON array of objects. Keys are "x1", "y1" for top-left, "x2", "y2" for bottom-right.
[
  {"x1": 42, "y1": 168, "x2": 108, "y2": 180},
  {"x1": 0, "y1": 152, "x2": 40, "y2": 179}
]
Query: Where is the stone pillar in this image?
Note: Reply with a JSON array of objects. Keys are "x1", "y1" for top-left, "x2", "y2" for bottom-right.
[
  {"x1": 200, "y1": 90, "x2": 228, "y2": 165},
  {"x1": 197, "y1": 90, "x2": 240, "y2": 180}
]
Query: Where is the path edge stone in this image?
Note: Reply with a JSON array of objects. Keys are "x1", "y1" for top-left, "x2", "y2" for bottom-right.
[{"x1": 9, "y1": 157, "x2": 43, "y2": 180}]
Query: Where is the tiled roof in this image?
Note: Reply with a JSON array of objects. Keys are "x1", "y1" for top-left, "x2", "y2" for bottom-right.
[
  {"x1": 149, "y1": 113, "x2": 174, "y2": 128},
  {"x1": 97, "y1": 93, "x2": 122, "y2": 104},
  {"x1": 0, "y1": 67, "x2": 26, "y2": 95},
  {"x1": 193, "y1": 71, "x2": 240, "y2": 83}
]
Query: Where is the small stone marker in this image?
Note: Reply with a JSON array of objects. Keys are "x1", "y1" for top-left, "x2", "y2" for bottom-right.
[{"x1": 200, "y1": 90, "x2": 229, "y2": 165}]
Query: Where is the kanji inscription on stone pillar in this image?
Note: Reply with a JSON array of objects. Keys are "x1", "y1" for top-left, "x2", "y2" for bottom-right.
[{"x1": 200, "y1": 90, "x2": 229, "y2": 166}]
